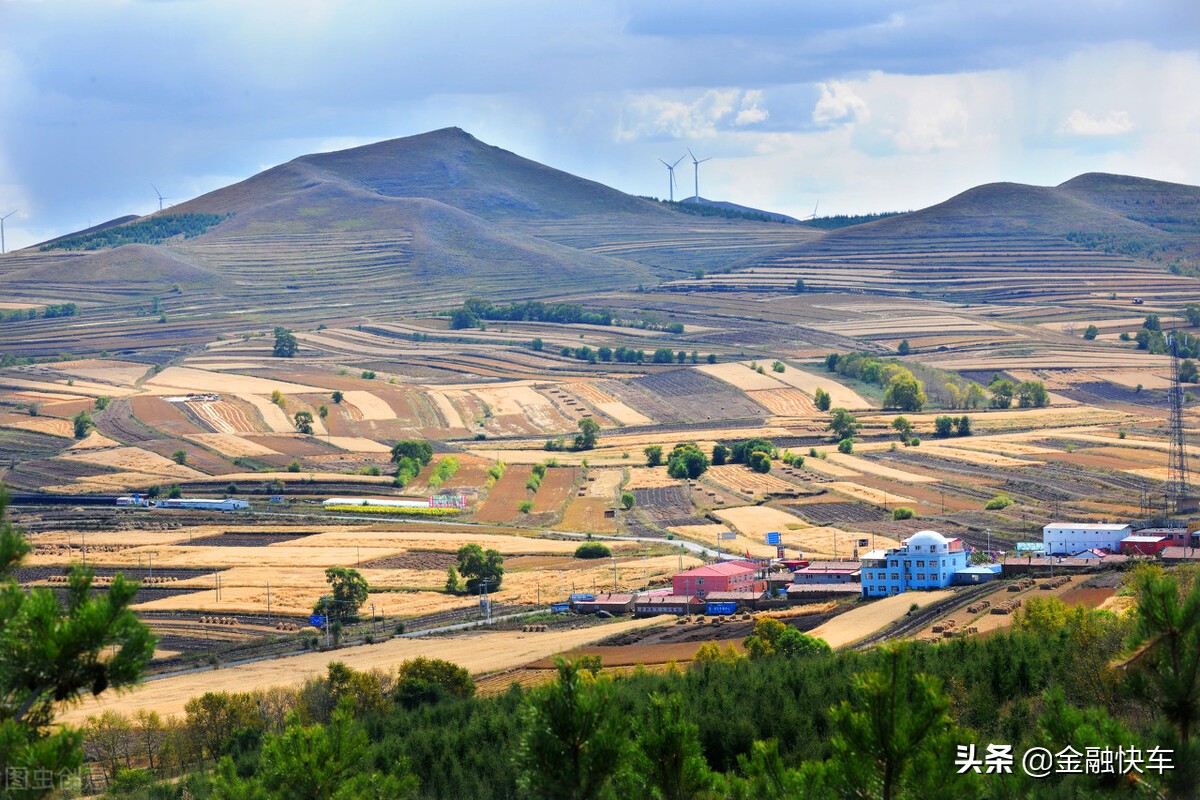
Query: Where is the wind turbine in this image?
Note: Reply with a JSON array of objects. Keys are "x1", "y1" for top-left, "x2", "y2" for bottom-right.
[
  {"x1": 658, "y1": 156, "x2": 684, "y2": 202},
  {"x1": 687, "y1": 148, "x2": 712, "y2": 201},
  {"x1": 808, "y1": 201, "x2": 820, "y2": 221},
  {"x1": 0, "y1": 210, "x2": 15, "y2": 255},
  {"x1": 151, "y1": 184, "x2": 167, "y2": 212}
]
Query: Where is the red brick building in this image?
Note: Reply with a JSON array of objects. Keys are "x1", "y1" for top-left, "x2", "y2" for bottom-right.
[{"x1": 672, "y1": 561, "x2": 765, "y2": 598}]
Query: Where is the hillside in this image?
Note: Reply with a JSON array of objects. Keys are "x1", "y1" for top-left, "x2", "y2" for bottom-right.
[
  {"x1": 672, "y1": 173, "x2": 1200, "y2": 304},
  {"x1": 0, "y1": 128, "x2": 819, "y2": 355}
]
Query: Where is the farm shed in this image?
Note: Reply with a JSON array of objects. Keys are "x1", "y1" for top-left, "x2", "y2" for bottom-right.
[
  {"x1": 157, "y1": 498, "x2": 249, "y2": 511},
  {"x1": 766, "y1": 571, "x2": 795, "y2": 590},
  {"x1": 1001, "y1": 555, "x2": 1128, "y2": 577},
  {"x1": 1162, "y1": 546, "x2": 1200, "y2": 562},
  {"x1": 703, "y1": 590, "x2": 765, "y2": 609},
  {"x1": 793, "y1": 561, "x2": 861, "y2": 584},
  {"x1": 1042, "y1": 523, "x2": 1132, "y2": 556},
  {"x1": 572, "y1": 593, "x2": 636, "y2": 615},
  {"x1": 323, "y1": 497, "x2": 429, "y2": 509},
  {"x1": 785, "y1": 583, "x2": 861, "y2": 600},
  {"x1": 634, "y1": 595, "x2": 705, "y2": 616},
  {"x1": 952, "y1": 565, "x2": 1001, "y2": 585},
  {"x1": 1121, "y1": 535, "x2": 1170, "y2": 556}
]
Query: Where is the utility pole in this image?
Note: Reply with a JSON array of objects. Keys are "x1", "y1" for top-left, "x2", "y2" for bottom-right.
[
  {"x1": 612, "y1": 554, "x2": 617, "y2": 592},
  {"x1": 371, "y1": 603, "x2": 375, "y2": 637},
  {"x1": 267, "y1": 580, "x2": 271, "y2": 624},
  {"x1": 148, "y1": 552, "x2": 153, "y2": 583}
]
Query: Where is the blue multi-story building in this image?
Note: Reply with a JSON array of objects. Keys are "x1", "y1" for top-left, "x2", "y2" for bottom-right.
[{"x1": 860, "y1": 530, "x2": 968, "y2": 597}]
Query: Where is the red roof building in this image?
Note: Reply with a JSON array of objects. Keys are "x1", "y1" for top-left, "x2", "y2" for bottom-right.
[
  {"x1": 672, "y1": 561, "x2": 765, "y2": 599},
  {"x1": 1121, "y1": 535, "x2": 1170, "y2": 556}
]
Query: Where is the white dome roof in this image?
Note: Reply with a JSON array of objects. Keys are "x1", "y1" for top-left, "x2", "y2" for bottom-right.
[{"x1": 905, "y1": 530, "x2": 951, "y2": 547}]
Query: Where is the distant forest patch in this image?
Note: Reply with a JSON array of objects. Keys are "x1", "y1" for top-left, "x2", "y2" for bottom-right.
[
  {"x1": 645, "y1": 197, "x2": 791, "y2": 224},
  {"x1": 798, "y1": 211, "x2": 906, "y2": 229},
  {"x1": 447, "y1": 298, "x2": 684, "y2": 333},
  {"x1": 40, "y1": 213, "x2": 233, "y2": 251},
  {"x1": 0, "y1": 303, "x2": 78, "y2": 324},
  {"x1": 1065, "y1": 230, "x2": 1169, "y2": 260}
]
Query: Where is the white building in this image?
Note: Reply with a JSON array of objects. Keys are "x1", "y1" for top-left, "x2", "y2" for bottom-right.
[
  {"x1": 1042, "y1": 523, "x2": 1132, "y2": 555},
  {"x1": 859, "y1": 530, "x2": 968, "y2": 598}
]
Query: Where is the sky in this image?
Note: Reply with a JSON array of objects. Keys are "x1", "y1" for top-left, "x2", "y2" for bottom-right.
[{"x1": 1, "y1": 0, "x2": 1198, "y2": 250}]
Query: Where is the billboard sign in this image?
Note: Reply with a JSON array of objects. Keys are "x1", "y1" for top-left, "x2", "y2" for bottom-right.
[
  {"x1": 309, "y1": 614, "x2": 326, "y2": 628},
  {"x1": 706, "y1": 602, "x2": 738, "y2": 616},
  {"x1": 858, "y1": 538, "x2": 870, "y2": 547},
  {"x1": 429, "y1": 494, "x2": 466, "y2": 509},
  {"x1": 719, "y1": 531, "x2": 737, "y2": 541},
  {"x1": 765, "y1": 531, "x2": 781, "y2": 545},
  {"x1": 1016, "y1": 542, "x2": 1045, "y2": 553},
  {"x1": 569, "y1": 593, "x2": 595, "y2": 602}
]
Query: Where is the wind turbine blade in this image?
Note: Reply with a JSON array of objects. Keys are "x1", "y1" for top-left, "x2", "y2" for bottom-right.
[
  {"x1": 659, "y1": 158, "x2": 670, "y2": 167},
  {"x1": 699, "y1": 157, "x2": 713, "y2": 164},
  {"x1": 687, "y1": 148, "x2": 697, "y2": 163},
  {"x1": 672, "y1": 156, "x2": 685, "y2": 168}
]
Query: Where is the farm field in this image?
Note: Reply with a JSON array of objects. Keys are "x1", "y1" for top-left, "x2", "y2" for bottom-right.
[
  {"x1": 6, "y1": 138, "x2": 1200, "y2": 734},
  {"x1": 58, "y1": 616, "x2": 668, "y2": 724},
  {"x1": 809, "y1": 590, "x2": 954, "y2": 648}
]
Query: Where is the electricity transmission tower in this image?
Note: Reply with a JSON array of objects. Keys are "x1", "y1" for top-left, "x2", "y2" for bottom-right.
[{"x1": 1167, "y1": 332, "x2": 1196, "y2": 514}]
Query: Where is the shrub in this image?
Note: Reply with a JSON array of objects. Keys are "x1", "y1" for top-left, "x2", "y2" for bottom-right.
[
  {"x1": 287, "y1": 460, "x2": 302, "y2": 473},
  {"x1": 171, "y1": 449, "x2": 188, "y2": 465},
  {"x1": 747, "y1": 450, "x2": 772, "y2": 473},
  {"x1": 837, "y1": 438, "x2": 853, "y2": 454},
  {"x1": 620, "y1": 492, "x2": 635, "y2": 510},
  {"x1": 517, "y1": 500, "x2": 534, "y2": 514},
  {"x1": 574, "y1": 543, "x2": 612, "y2": 559},
  {"x1": 361, "y1": 370, "x2": 376, "y2": 379},
  {"x1": 892, "y1": 507, "x2": 914, "y2": 520},
  {"x1": 985, "y1": 495, "x2": 1012, "y2": 510}
]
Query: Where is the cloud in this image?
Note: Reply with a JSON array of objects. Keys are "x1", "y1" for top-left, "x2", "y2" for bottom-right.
[
  {"x1": 616, "y1": 89, "x2": 767, "y2": 141},
  {"x1": 1059, "y1": 109, "x2": 1135, "y2": 136},
  {"x1": 812, "y1": 82, "x2": 869, "y2": 126},
  {"x1": 733, "y1": 90, "x2": 769, "y2": 126}
]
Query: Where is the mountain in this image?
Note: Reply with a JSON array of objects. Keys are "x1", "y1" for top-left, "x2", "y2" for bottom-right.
[{"x1": 178, "y1": 127, "x2": 669, "y2": 222}]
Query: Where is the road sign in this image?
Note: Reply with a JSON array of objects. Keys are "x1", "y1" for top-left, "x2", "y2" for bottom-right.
[
  {"x1": 309, "y1": 614, "x2": 326, "y2": 627},
  {"x1": 719, "y1": 531, "x2": 737, "y2": 541},
  {"x1": 857, "y1": 538, "x2": 870, "y2": 547},
  {"x1": 765, "y1": 531, "x2": 781, "y2": 545},
  {"x1": 777, "y1": 546, "x2": 785, "y2": 559}
]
